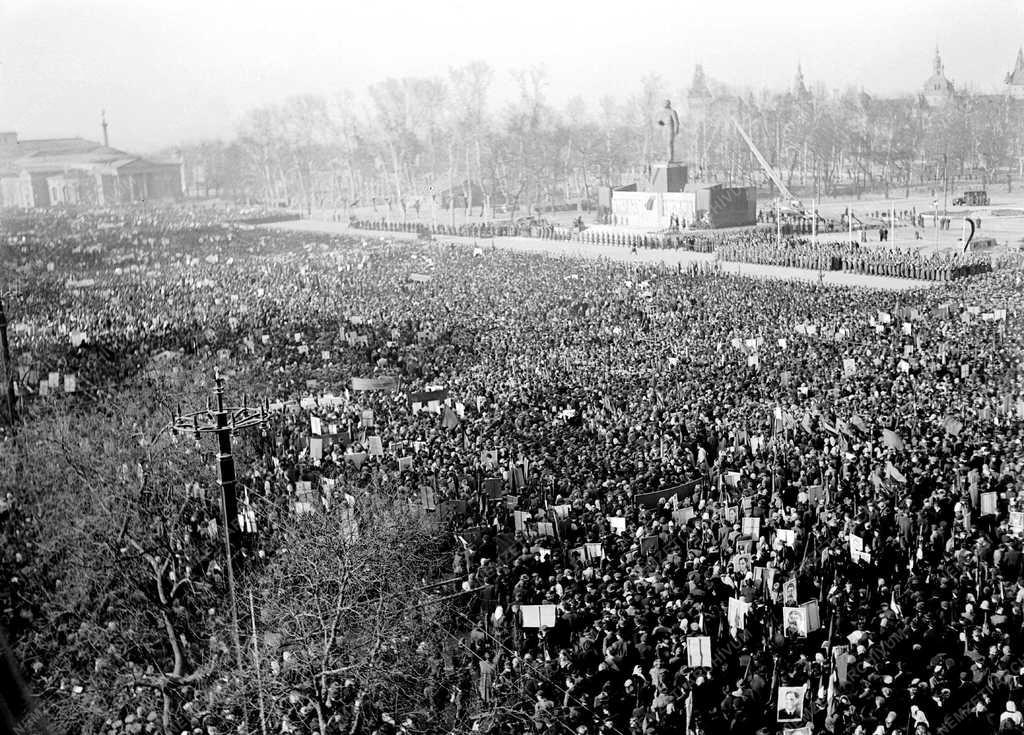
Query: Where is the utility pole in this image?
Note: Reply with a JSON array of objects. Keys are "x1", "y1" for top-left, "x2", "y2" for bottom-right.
[
  {"x1": 0, "y1": 294, "x2": 17, "y2": 431},
  {"x1": 172, "y1": 369, "x2": 265, "y2": 727},
  {"x1": 943, "y1": 153, "x2": 949, "y2": 215}
]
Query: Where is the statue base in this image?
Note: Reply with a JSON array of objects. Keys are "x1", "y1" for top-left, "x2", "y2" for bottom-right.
[{"x1": 647, "y1": 162, "x2": 688, "y2": 193}]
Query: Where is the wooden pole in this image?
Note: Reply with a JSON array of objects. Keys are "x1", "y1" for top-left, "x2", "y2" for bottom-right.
[
  {"x1": 249, "y1": 591, "x2": 268, "y2": 735},
  {"x1": 0, "y1": 295, "x2": 16, "y2": 430}
]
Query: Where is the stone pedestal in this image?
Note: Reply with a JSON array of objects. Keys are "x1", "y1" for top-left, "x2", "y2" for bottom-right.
[{"x1": 648, "y1": 162, "x2": 688, "y2": 193}]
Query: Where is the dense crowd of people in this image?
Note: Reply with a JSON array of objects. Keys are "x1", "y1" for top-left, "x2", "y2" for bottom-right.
[{"x1": 2, "y1": 205, "x2": 1024, "y2": 735}]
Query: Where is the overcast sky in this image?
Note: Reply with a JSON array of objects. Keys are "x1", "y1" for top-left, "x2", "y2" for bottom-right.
[{"x1": 2, "y1": 0, "x2": 1022, "y2": 153}]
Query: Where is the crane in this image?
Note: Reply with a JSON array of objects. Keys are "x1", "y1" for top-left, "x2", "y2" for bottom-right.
[{"x1": 731, "y1": 117, "x2": 805, "y2": 214}]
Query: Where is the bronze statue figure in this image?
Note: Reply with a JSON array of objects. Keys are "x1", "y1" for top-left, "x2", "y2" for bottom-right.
[{"x1": 656, "y1": 99, "x2": 680, "y2": 162}]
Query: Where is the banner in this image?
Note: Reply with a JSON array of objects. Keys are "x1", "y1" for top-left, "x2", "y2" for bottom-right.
[
  {"x1": 686, "y1": 636, "x2": 712, "y2": 668},
  {"x1": 409, "y1": 388, "x2": 448, "y2": 405},
  {"x1": 520, "y1": 604, "x2": 557, "y2": 628},
  {"x1": 351, "y1": 376, "x2": 398, "y2": 391},
  {"x1": 634, "y1": 478, "x2": 701, "y2": 508}
]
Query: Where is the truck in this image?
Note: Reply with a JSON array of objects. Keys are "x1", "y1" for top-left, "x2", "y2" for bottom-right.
[{"x1": 952, "y1": 190, "x2": 989, "y2": 207}]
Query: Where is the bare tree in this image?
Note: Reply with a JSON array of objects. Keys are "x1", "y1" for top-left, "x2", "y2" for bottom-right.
[{"x1": 249, "y1": 482, "x2": 444, "y2": 735}]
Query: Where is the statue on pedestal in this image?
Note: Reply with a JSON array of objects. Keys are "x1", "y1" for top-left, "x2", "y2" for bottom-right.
[{"x1": 656, "y1": 99, "x2": 680, "y2": 162}]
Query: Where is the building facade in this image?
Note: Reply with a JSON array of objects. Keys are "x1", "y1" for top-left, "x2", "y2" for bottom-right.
[{"x1": 0, "y1": 133, "x2": 183, "y2": 208}]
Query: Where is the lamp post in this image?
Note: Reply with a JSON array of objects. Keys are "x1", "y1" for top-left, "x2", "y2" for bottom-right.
[
  {"x1": 172, "y1": 369, "x2": 266, "y2": 685},
  {"x1": 776, "y1": 199, "x2": 781, "y2": 246}
]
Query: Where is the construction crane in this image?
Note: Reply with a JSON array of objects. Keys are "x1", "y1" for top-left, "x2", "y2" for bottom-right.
[{"x1": 731, "y1": 117, "x2": 805, "y2": 214}]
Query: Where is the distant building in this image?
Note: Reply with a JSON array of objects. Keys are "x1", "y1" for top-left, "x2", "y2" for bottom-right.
[
  {"x1": 1006, "y1": 47, "x2": 1024, "y2": 100},
  {"x1": 792, "y1": 63, "x2": 812, "y2": 104},
  {"x1": 687, "y1": 64, "x2": 713, "y2": 121},
  {"x1": 922, "y1": 47, "x2": 955, "y2": 108},
  {"x1": 0, "y1": 132, "x2": 183, "y2": 208},
  {"x1": 686, "y1": 64, "x2": 740, "y2": 179}
]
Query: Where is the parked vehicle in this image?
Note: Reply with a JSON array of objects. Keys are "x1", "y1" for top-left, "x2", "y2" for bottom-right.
[{"x1": 953, "y1": 190, "x2": 989, "y2": 207}]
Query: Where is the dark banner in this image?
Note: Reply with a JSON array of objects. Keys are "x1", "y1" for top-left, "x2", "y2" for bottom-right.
[{"x1": 635, "y1": 478, "x2": 702, "y2": 508}]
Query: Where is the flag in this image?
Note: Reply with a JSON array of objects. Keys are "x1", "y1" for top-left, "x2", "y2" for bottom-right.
[
  {"x1": 849, "y1": 415, "x2": 868, "y2": 434},
  {"x1": 885, "y1": 462, "x2": 906, "y2": 483},
  {"x1": 891, "y1": 590, "x2": 902, "y2": 618},
  {"x1": 881, "y1": 429, "x2": 905, "y2": 451},
  {"x1": 825, "y1": 672, "x2": 837, "y2": 717},
  {"x1": 441, "y1": 406, "x2": 461, "y2": 430},
  {"x1": 941, "y1": 416, "x2": 963, "y2": 436}
]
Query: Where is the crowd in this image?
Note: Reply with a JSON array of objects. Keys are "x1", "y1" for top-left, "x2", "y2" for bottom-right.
[{"x1": 2, "y1": 205, "x2": 1024, "y2": 735}]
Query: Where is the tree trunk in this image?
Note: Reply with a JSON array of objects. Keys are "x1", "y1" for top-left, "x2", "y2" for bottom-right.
[
  {"x1": 463, "y1": 145, "x2": 472, "y2": 219},
  {"x1": 161, "y1": 608, "x2": 185, "y2": 730},
  {"x1": 387, "y1": 139, "x2": 403, "y2": 216},
  {"x1": 448, "y1": 140, "x2": 456, "y2": 228}
]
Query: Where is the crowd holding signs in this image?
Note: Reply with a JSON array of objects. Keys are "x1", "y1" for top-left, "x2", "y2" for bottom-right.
[{"x1": 2, "y1": 205, "x2": 1024, "y2": 735}]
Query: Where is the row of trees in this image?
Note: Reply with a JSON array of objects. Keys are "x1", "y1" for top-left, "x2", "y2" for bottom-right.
[{"x1": 173, "y1": 62, "x2": 1024, "y2": 213}]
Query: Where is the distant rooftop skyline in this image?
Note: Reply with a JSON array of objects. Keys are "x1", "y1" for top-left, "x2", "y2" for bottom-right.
[{"x1": 1, "y1": 0, "x2": 1022, "y2": 152}]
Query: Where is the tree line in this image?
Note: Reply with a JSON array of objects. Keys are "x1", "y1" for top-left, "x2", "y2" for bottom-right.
[{"x1": 172, "y1": 62, "x2": 1024, "y2": 215}]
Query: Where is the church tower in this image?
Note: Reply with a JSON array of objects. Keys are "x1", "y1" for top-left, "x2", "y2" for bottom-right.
[
  {"x1": 1006, "y1": 47, "x2": 1024, "y2": 100},
  {"x1": 922, "y1": 47, "x2": 954, "y2": 108}
]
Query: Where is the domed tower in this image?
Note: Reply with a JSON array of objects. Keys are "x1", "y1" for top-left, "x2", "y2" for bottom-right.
[{"x1": 923, "y1": 46, "x2": 954, "y2": 108}]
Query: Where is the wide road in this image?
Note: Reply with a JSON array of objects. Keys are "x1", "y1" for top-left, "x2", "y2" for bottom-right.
[{"x1": 266, "y1": 219, "x2": 936, "y2": 291}]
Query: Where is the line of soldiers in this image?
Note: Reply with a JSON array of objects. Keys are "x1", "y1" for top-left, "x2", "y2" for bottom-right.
[
  {"x1": 717, "y1": 241, "x2": 851, "y2": 272},
  {"x1": 718, "y1": 239, "x2": 998, "y2": 281},
  {"x1": 350, "y1": 219, "x2": 573, "y2": 241},
  {"x1": 576, "y1": 230, "x2": 716, "y2": 252},
  {"x1": 843, "y1": 250, "x2": 992, "y2": 281}
]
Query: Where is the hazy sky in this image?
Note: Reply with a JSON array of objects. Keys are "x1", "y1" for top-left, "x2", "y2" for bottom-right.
[{"x1": 2, "y1": 0, "x2": 1023, "y2": 153}]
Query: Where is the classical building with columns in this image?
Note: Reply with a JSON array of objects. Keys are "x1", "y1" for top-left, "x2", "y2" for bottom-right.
[{"x1": 0, "y1": 131, "x2": 183, "y2": 208}]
